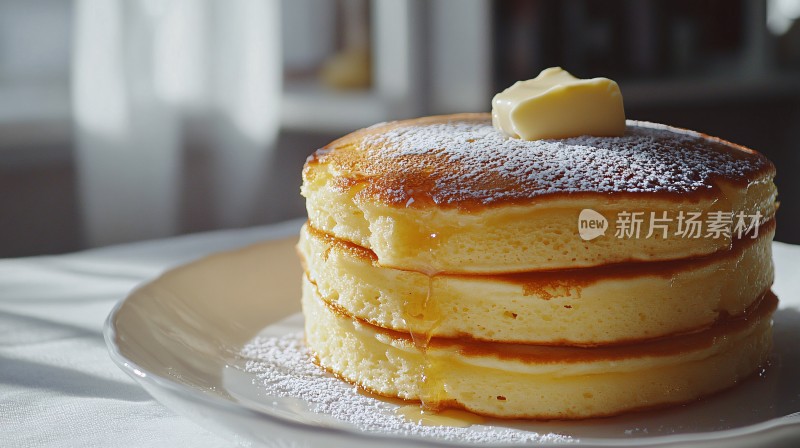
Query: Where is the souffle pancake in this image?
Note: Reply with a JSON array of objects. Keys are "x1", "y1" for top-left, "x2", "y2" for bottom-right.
[{"x1": 298, "y1": 69, "x2": 778, "y2": 419}]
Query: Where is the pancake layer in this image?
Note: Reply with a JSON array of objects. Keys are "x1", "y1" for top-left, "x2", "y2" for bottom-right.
[
  {"x1": 298, "y1": 221, "x2": 775, "y2": 345},
  {"x1": 302, "y1": 114, "x2": 777, "y2": 273},
  {"x1": 303, "y1": 277, "x2": 776, "y2": 419}
]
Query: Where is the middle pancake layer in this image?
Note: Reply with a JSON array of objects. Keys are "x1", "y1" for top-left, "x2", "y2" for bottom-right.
[{"x1": 298, "y1": 222, "x2": 774, "y2": 345}]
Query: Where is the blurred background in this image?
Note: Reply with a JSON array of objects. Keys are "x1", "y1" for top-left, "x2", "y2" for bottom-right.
[{"x1": 1, "y1": 0, "x2": 799, "y2": 257}]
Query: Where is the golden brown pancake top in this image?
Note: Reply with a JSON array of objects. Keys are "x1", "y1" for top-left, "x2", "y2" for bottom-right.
[{"x1": 304, "y1": 113, "x2": 774, "y2": 209}]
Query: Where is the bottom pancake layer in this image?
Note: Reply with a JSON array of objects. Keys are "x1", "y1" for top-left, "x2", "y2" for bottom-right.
[{"x1": 303, "y1": 276, "x2": 776, "y2": 419}]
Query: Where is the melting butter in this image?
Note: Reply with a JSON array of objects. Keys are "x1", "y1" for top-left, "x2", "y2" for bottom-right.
[{"x1": 492, "y1": 67, "x2": 626, "y2": 140}]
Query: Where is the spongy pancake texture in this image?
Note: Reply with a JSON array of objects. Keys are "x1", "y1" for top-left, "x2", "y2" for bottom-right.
[
  {"x1": 302, "y1": 114, "x2": 777, "y2": 273},
  {"x1": 299, "y1": 222, "x2": 775, "y2": 345},
  {"x1": 303, "y1": 278, "x2": 775, "y2": 419}
]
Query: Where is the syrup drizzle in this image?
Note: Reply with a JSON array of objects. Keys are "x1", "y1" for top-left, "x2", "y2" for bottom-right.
[
  {"x1": 401, "y1": 231, "x2": 446, "y2": 411},
  {"x1": 396, "y1": 405, "x2": 485, "y2": 427}
]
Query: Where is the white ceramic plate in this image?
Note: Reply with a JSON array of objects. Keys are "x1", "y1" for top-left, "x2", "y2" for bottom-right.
[{"x1": 105, "y1": 237, "x2": 800, "y2": 447}]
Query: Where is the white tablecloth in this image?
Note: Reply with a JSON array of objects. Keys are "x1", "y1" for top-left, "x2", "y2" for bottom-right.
[
  {"x1": 1, "y1": 220, "x2": 304, "y2": 447},
  {"x1": 2, "y1": 220, "x2": 799, "y2": 447}
]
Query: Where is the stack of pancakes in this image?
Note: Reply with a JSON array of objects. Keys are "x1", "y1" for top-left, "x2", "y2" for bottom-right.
[{"x1": 298, "y1": 113, "x2": 778, "y2": 419}]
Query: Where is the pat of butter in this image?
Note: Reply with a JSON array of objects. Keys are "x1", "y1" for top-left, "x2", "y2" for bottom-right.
[{"x1": 492, "y1": 67, "x2": 626, "y2": 140}]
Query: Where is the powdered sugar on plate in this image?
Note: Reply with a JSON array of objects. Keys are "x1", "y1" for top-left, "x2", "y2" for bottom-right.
[{"x1": 239, "y1": 332, "x2": 577, "y2": 445}]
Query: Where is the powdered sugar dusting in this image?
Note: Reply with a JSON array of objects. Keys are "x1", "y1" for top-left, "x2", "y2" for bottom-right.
[
  {"x1": 240, "y1": 333, "x2": 577, "y2": 444},
  {"x1": 311, "y1": 115, "x2": 771, "y2": 207}
]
